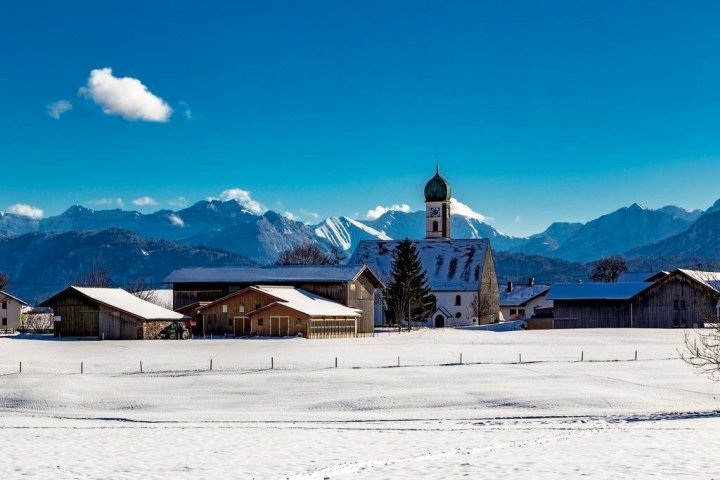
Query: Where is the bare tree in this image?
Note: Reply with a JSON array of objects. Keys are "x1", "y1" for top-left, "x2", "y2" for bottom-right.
[
  {"x1": 589, "y1": 256, "x2": 628, "y2": 283},
  {"x1": 467, "y1": 290, "x2": 496, "y2": 324},
  {"x1": 21, "y1": 309, "x2": 54, "y2": 333},
  {"x1": 0, "y1": 272, "x2": 9, "y2": 291},
  {"x1": 680, "y1": 272, "x2": 720, "y2": 380},
  {"x1": 276, "y1": 243, "x2": 341, "y2": 265},
  {"x1": 75, "y1": 267, "x2": 113, "y2": 287}
]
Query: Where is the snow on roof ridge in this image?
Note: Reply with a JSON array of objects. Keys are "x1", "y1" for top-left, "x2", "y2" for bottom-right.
[{"x1": 71, "y1": 286, "x2": 185, "y2": 321}]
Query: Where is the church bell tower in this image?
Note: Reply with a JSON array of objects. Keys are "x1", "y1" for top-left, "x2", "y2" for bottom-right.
[{"x1": 424, "y1": 165, "x2": 451, "y2": 240}]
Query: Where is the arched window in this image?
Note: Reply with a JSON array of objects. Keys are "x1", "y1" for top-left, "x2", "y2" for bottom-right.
[
  {"x1": 455, "y1": 295, "x2": 461, "y2": 306},
  {"x1": 432, "y1": 220, "x2": 439, "y2": 232}
]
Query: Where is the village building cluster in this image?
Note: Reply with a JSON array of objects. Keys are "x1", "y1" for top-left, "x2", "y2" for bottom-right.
[{"x1": 2, "y1": 168, "x2": 719, "y2": 339}]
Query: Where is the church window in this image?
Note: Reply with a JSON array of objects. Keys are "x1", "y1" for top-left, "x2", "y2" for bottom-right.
[
  {"x1": 455, "y1": 295, "x2": 461, "y2": 306},
  {"x1": 432, "y1": 220, "x2": 438, "y2": 232}
]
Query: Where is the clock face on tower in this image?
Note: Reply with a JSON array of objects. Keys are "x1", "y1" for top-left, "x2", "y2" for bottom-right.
[{"x1": 429, "y1": 207, "x2": 441, "y2": 217}]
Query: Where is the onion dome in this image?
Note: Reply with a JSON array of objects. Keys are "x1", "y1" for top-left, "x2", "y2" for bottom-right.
[{"x1": 424, "y1": 166, "x2": 451, "y2": 202}]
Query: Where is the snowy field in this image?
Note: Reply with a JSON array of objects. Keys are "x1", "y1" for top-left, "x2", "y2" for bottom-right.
[{"x1": 0, "y1": 329, "x2": 718, "y2": 479}]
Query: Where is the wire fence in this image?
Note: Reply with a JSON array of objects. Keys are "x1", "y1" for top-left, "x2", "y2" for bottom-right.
[{"x1": 0, "y1": 348, "x2": 680, "y2": 377}]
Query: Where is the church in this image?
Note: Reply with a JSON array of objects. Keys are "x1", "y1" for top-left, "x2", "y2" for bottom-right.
[{"x1": 350, "y1": 168, "x2": 500, "y2": 327}]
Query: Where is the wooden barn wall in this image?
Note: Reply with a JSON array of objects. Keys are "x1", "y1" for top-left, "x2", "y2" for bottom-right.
[
  {"x1": 98, "y1": 306, "x2": 138, "y2": 340},
  {"x1": 347, "y1": 276, "x2": 375, "y2": 334},
  {"x1": 201, "y1": 290, "x2": 278, "y2": 336},
  {"x1": 249, "y1": 304, "x2": 310, "y2": 337},
  {"x1": 632, "y1": 275, "x2": 714, "y2": 328},
  {"x1": 52, "y1": 293, "x2": 100, "y2": 337},
  {"x1": 553, "y1": 300, "x2": 631, "y2": 329}
]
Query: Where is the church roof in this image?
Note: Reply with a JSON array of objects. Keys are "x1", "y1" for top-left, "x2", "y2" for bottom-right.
[{"x1": 350, "y1": 239, "x2": 490, "y2": 292}]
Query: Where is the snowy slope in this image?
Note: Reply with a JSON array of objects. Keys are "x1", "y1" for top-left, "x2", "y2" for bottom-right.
[{"x1": 0, "y1": 329, "x2": 717, "y2": 479}]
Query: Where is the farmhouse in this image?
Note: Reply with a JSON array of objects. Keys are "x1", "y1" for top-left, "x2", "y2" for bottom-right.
[
  {"x1": 350, "y1": 167, "x2": 500, "y2": 327},
  {"x1": 499, "y1": 279, "x2": 552, "y2": 321},
  {"x1": 0, "y1": 291, "x2": 28, "y2": 333},
  {"x1": 41, "y1": 286, "x2": 188, "y2": 339},
  {"x1": 164, "y1": 264, "x2": 383, "y2": 336},
  {"x1": 196, "y1": 285, "x2": 361, "y2": 338},
  {"x1": 549, "y1": 268, "x2": 720, "y2": 328}
]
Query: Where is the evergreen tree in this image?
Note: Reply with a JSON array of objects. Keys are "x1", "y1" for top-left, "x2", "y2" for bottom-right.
[{"x1": 385, "y1": 239, "x2": 436, "y2": 330}]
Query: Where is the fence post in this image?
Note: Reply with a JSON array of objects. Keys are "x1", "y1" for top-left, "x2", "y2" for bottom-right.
[
  {"x1": 634, "y1": 350, "x2": 638, "y2": 361},
  {"x1": 335, "y1": 357, "x2": 338, "y2": 368},
  {"x1": 140, "y1": 361, "x2": 143, "y2": 373},
  {"x1": 581, "y1": 351, "x2": 584, "y2": 362},
  {"x1": 81, "y1": 362, "x2": 84, "y2": 374},
  {"x1": 271, "y1": 357, "x2": 274, "y2": 370},
  {"x1": 519, "y1": 353, "x2": 522, "y2": 364},
  {"x1": 397, "y1": 356, "x2": 400, "y2": 367},
  {"x1": 19, "y1": 361, "x2": 22, "y2": 374},
  {"x1": 210, "y1": 358, "x2": 213, "y2": 371},
  {"x1": 459, "y1": 353, "x2": 463, "y2": 365}
]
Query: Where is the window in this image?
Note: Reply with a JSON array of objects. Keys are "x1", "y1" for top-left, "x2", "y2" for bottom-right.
[
  {"x1": 680, "y1": 300, "x2": 686, "y2": 310},
  {"x1": 238, "y1": 304, "x2": 245, "y2": 313},
  {"x1": 432, "y1": 220, "x2": 439, "y2": 232},
  {"x1": 1, "y1": 318, "x2": 6, "y2": 326},
  {"x1": 1, "y1": 301, "x2": 6, "y2": 309},
  {"x1": 673, "y1": 300, "x2": 679, "y2": 310},
  {"x1": 257, "y1": 318, "x2": 264, "y2": 326},
  {"x1": 295, "y1": 318, "x2": 302, "y2": 327},
  {"x1": 255, "y1": 304, "x2": 261, "y2": 310},
  {"x1": 222, "y1": 305, "x2": 228, "y2": 313},
  {"x1": 454, "y1": 312, "x2": 461, "y2": 318},
  {"x1": 509, "y1": 309, "x2": 517, "y2": 315},
  {"x1": 519, "y1": 309, "x2": 525, "y2": 317},
  {"x1": 455, "y1": 295, "x2": 461, "y2": 306}
]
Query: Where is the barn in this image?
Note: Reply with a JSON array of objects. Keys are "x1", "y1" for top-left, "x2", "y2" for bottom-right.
[
  {"x1": 164, "y1": 264, "x2": 383, "y2": 336},
  {"x1": 549, "y1": 268, "x2": 720, "y2": 329},
  {"x1": 196, "y1": 285, "x2": 361, "y2": 338},
  {"x1": 41, "y1": 286, "x2": 188, "y2": 339}
]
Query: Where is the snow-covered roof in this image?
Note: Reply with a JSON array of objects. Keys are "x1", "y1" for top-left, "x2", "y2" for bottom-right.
[
  {"x1": 250, "y1": 286, "x2": 361, "y2": 317},
  {"x1": 677, "y1": 269, "x2": 720, "y2": 293},
  {"x1": 500, "y1": 284, "x2": 551, "y2": 307},
  {"x1": 547, "y1": 282, "x2": 652, "y2": 301},
  {"x1": 43, "y1": 287, "x2": 186, "y2": 321},
  {"x1": 202, "y1": 285, "x2": 360, "y2": 317},
  {"x1": 350, "y1": 239, "x2": 490, "y2": 292},
  {"x1": 0, "y1": 290, "x2": 28, "y2": 306},
  {"x1": 616, "y1": 271, "x2": 668, "y2": 283},
  {"x1": 163, "y1": 264, "x2": 383, "y2": 287}
]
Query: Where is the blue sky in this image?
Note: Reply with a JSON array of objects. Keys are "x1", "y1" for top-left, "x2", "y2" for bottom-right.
[{"x1": 2, "y1": 1, "x2": 720, "y2": 236}]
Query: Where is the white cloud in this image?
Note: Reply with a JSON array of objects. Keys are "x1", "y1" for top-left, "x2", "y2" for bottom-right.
[
  {"x1": 213, "y1": 188, "x2": 265, "y2": 214},
  {"x1": 47, "y1": 99, "x2": 72, "y2": 119},
  {"x1": 168, "y1": 196, "x2": 187, "y2": 208},
  {"x1": 8, "y1": 203, "x2": 44, "y2": 220},
  {"x1": 132, "y1": 196, "x2": 159, "y2": 207},
  {"x1": 168, "y1": 213, "x2": 185, "y2": 227},
  {"x1": 450, "y1": 198, "x2": 492, "y2": 223},
  {"x1": 283, "y1": 211, "x2": 299, "y2": 221},
  {"x1": 79, "y1": 68, "x2": 172, "y2": 122},
  {"x1": 365, "y1": 203, "x2": 412, "y2": 220},
  {"x1": 300, "y1": 209, "x2": 320, "y2": 222},
  {"x1": 87, "y1": 197, "x2": 124, "y2": 208},
  {"x1": 179, "y1": 101, "x2": 192, "y2": 119},
  {"x1": 514, "y1": 215, "x2": 522, "y2": 224}
]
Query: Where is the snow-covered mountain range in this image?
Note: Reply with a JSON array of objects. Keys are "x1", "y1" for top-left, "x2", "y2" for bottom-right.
[{"x1": 0, "y1": 198, "x2": 714, "y2": 265}]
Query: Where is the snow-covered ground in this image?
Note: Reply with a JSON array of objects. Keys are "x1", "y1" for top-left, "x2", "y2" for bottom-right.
[{"x1": 0, "y1": 329, "x2": 718, "y2": 479}]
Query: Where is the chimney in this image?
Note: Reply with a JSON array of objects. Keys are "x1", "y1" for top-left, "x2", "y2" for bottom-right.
[
  {"x1": 506, "y1": 281, "x2": 513, "y2": 293},
  {"x1": 528, "y1": 277, "x2": 535, "y2": 287}
]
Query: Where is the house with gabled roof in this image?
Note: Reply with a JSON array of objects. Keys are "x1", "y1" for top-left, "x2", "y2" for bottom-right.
[
  {"x1": 164, "y1": 264, "x2": 383, "y2": 335},
  {"x1": 499, "y1": 279, "x2": 552, "y2": 321},
  {"x1": 1, "y1": 290, "x2": 28, "y2": 333},
  {"x1": 41, "y1": 286, "x2": 187, "y2": 339},
  {"x1": 196, "y1": 285, "x2": 361, "y2": 338}
]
